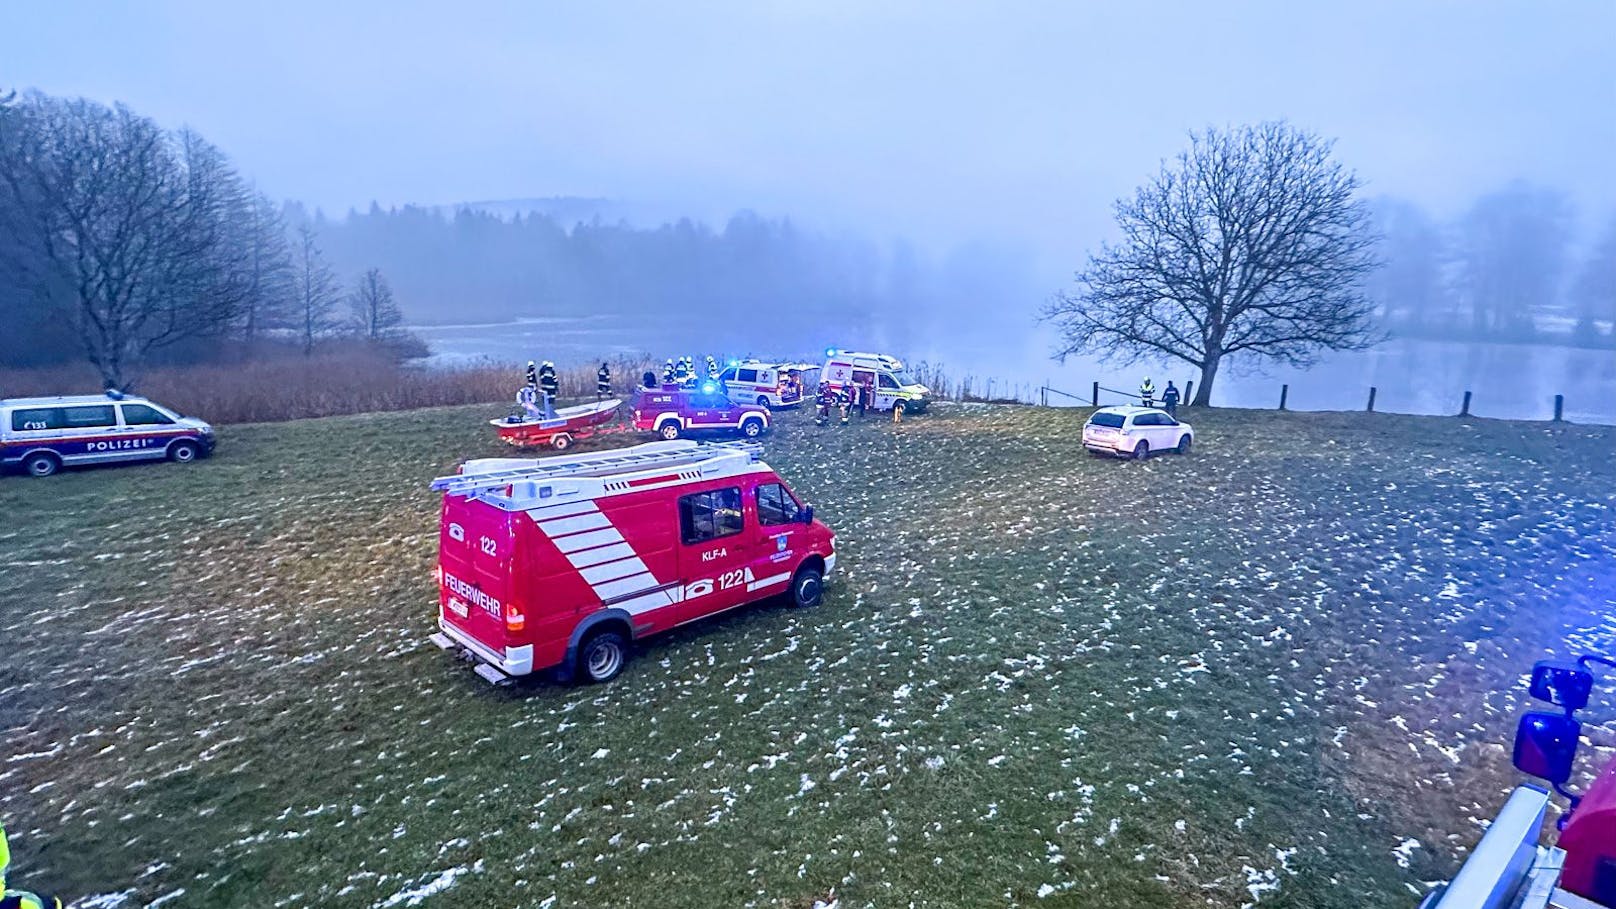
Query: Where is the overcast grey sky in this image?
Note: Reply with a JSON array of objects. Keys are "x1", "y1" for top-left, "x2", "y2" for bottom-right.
[{"x1": 5, "y1": 0, "x2": 1613, "y2": 267}]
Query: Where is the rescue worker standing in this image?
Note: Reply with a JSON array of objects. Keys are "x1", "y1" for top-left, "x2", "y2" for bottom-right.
[
  {"x1": 596, "y1": 362, "x2": 612, "y2": 400},
  {"x1": 814, "y1": 382, "x2": 834, "y2": 426},
  {"x1": 838, "y1": 385, "x2": 852, "y2": 425},
  {"x1": 1162, "y1": 381, "x2": 1180, "y2": 418},
  {"x1": 538, "y1": 360, "x2": 560, "y2": 419},
  {"x1": 1139, "y1": 376, "x2": 1155, "y2": 409},
  {"x1": 1, "y1": 822, "x2": 63, "y2": 909},
  {"x1": 673, "y1": 357, "x2": 690, "y2": 386},
  {"x1": 524, "y1": 360, "x2": 538, "y2": 390},
  {"x1": 662, "y1": 359, "x2": 675, "y2": 385}
]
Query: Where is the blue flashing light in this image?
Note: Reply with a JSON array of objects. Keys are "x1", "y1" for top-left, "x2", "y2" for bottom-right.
[
  {"x1": 727, "y1": 358, "x2": 741, "y2": 367},
  {"x1": 701, "y1": 381, "x2": 718, "y2": 394},
  {"x1": 825, "y1": 347, "x2": 838, "y2": 358}
]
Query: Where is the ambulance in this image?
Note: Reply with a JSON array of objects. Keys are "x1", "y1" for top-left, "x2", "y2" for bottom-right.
[
  {"x1": 820, "y1": 350, "x2": 931, "y2": 414},
  {"x1": 714, "y1": 360, "x2": 806, "y2": 409},
  {"x1": 428, "y1": 440, "x2": 837, "y2": 685}
]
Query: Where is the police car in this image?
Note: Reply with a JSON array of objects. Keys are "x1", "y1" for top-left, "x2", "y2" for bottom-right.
[
  {"x1": 1, "y1": 393, "x2": 215, "y2": 477},
  {"x1": 1081, "y1": 406, "x2": 1193, "y2": 459}
]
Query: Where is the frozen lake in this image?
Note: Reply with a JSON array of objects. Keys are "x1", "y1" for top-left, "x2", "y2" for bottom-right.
[{"x1": 411, "y1": 318, "x2": 1616, "y2": 425}]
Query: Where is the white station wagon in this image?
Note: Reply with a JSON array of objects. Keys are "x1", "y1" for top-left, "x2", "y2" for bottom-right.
[{"x1": 1082, "y1": 406, "x2": 1194, "y2": 459}]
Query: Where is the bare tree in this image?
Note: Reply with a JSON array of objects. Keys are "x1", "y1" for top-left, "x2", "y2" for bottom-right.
[
  {"x1": 0, "y1": 95, "x2": 244, "y2": 388},
  {"x1": 293, "y1": 225, "x2": 340, "y2": 355},
  {"x1": 348, "y1": 267, "x2": 402, "y2": 341},
  {"x1": 1045, "y1": 122, "x2": 1380, "y2": 405},
  {"x1": 1571, "y1": 212, "x2": 1616, "y2": 342},
  {"x1": 227, "y1": 190, "x2": 295, "y2": 342}
]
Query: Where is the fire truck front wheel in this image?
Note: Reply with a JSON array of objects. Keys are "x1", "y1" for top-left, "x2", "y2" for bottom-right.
[
  {"x1": 578, "y1": 631, "x2": 628, "y2": 683},
  {"x1": 740, "y1": 417, "x2": 765, "y2": 438},
  {"x1": 658, "y1": 421, "x2": 682, "y2": 441},
  {"x1": 790, "y1": 563, "x2": 824, "y2": 609}
]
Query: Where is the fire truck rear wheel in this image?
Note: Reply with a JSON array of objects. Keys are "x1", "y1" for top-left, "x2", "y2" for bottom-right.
[
  {"x1": 741, "y1": 417, "x2": 764, "y2": 438},
  {"x1": 790, "y1": 564, "x2": 824, "y2": 609},
  {"x1": 579, "y1": 631, "x2": 628, "y2": 683},
  {"x1": 659, "y1": 422, "x2": 681, "y2": 441},
  {"x1": 168, "y1": 440, "x2": 200, "y2": 463},
  {"x1": 22, "y1": 452, "x2": 60, "y2": 478}
]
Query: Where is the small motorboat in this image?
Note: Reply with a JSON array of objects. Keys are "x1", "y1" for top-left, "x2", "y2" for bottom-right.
[{"x1": 492, "y1": 398, "x2": 624, "y2": 450}]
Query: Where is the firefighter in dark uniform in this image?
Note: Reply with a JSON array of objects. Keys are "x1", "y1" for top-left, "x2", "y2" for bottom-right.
[
  {"x1": 1, "y1": 823, "x2": 63, "y2": 909},
  {"x1": 538, "y1": 360, "x2": 560, "y2": 419},
  {"x1": 814, "y1": 382, "x2": 834, "y2": 426},
  {"x1": 838, "y1": 384, "x2": 853, "y2": 425},
  {"x1": 673, "y1": 357, "x2": 690, "y2": 386},
  {"x1": 596, "y1": 362, "x2": 611, "y2": 400},
  {"x1": 662, "y1": 359, "x2": 675, "y2": 386},
  {"x1": 524, "y1": 360, "x2": 538, "y2": 390}
]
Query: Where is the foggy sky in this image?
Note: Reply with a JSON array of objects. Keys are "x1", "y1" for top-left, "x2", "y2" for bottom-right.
[{"x1": 5, "y1": 1, "x2": 1613, "y2": 273}]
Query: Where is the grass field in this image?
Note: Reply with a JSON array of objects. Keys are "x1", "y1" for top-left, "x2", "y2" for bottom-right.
[{"x1": 2, "y1": 402, "x2": 1613, "y2": 909}]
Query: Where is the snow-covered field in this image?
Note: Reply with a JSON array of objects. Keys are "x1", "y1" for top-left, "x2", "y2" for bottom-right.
[{"x1": 1, "y1": 403, "x2": 1611, "y2": 908}]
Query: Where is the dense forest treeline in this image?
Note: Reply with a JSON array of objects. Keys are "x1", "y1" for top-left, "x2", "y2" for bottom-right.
[
  {"x1": 3, "y1": 87, "x2": 1613, "y2": 392},
  {"x1": 1366, "y1": 188, "x2": 1615, "y2": 346}
]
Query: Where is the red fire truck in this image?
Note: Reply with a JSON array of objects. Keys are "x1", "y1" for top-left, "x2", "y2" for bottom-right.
[
  {"x1": 630, "y1": 385, "x2": 771, "y2": 440},
  {"x1": 1420, "y1": 655, "x2": 1616, "y2": 908},
  {"x1": 428, "y1": 440, "x2": 836, "y2": 685}
]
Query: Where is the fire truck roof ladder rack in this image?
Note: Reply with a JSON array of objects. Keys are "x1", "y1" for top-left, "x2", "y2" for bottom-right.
[{"x1": 430, "y1": 440, "x2": 763, "y2": 502}]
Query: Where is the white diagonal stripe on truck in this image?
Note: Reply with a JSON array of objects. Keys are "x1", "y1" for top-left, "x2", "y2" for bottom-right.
[
  {"x1": 592, "y1": 572, "x2": 661, "y2": 601},
  {"x1": 526, "y1": 499, "x2": 600, "y2": 519},
  {"x1": 566, "y1": 542, "x2": 636, "y2": 569},
  {"x1": 551, "y1": 527, "x2": 625, "y2": 553},
  {"x1": 580, "y1": 556, "x2": 650, "y2": 585},
  {"x1": 538, "y1": 512, "x2": 612, "y2": 537},
  {"x1": 746, "y1": 571, "x2": 791, "y2": 592}
]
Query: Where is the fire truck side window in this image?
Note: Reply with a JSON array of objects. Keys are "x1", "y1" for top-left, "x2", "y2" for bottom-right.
[
  {"x1": 679, "y1": 487, "x2": 745, "y2": 544},
  {"x1": 756, "y1": 483, "x2": 801, "y2": 525}
]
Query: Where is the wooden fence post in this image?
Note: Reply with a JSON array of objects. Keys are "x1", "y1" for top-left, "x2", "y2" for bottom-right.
[
  {"x1": 1279, "y1": 384, "x2": 1289, "y2": 411},
  {"x1": 1184, "y1": 381, "x2": 1194, "y2": 407},
  {"x1": 1092, "y1": 381, "x2": 1099, "y2": 407},
  {"x1": 1554, "y1": 394, "x2": 1564, "y2": 422},
  {"x1": 1460, "y1": 390, "x2": 1472, "y2": 417},
  {"x1": 1367, "y1": 386, "x2": 1377, "y2": 412}
]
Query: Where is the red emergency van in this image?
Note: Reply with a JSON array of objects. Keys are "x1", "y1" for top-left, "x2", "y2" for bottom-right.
[
  {"x1": 428, "y1": 440, "x2": 836, "y2": 685},
  {"x1": 630, "y1": 386, "x2": 770, "y2": 440}
]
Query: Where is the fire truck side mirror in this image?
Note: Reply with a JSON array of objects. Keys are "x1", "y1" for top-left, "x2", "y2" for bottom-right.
[
  {"x1": 1529, "y1": 660, "x2": 1593, "y2": 711},
  {"x1": 1513, "y1": 711, "x2": 1581, "y2": 785},
  {"x1": 801, "y1": 504, "x2": 815, "y2": 525}
]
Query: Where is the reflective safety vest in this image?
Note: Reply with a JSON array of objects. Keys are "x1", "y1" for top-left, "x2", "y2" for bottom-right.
[{"x1": 2, "y1": 891, "x2": 63, "y2": 909}]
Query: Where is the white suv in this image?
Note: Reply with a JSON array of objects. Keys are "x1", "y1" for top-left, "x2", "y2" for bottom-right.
[{"x1": 1082, "y1": 406, "x2": 1193, "y2": 459}]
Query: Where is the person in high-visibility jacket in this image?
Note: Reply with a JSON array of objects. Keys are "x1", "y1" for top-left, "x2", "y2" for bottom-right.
[
  {"x1": 1, "y1": 822, "x2": 63, "y2": 909},
  {"x1": 596, "y1": 362, "x2": 611, "y2": 399},
  {"x1": 662, "y1": 359, "x2": 675, "y2": 385},
  {"x1": 1139, "y1": 376, "x2": 1155, "y2": 408},
  {"x1": 524, "y1": 360, "x2": 538, "y2": 389}
]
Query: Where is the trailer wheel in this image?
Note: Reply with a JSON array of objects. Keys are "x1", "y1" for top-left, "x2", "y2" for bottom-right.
[
  {"x1": 658, "y1": 421, "x2": 682, "y2": 441},
  {"x1": 168, "y1": 440, "x2": 201, "y2": 463},
  {"x1": 578, "y1": 631, "x2": 628, "y2": 683},
  {"x1": 789, "y1": 564, "x2": 824, "y2": 609},
  {"x1": 22, "y1": 452, "x2": 60, "y2": 478},
  {"x1": 551, "y1": 433, "x2": 573, "y2": 451},
  {"x1": 740, "y1": 416, "x2": 764, "y2": 438}
]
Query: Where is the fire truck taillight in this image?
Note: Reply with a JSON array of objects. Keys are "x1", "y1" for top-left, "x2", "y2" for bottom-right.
[{"x1": 504, "y1": 605, "x2": 526, "y2": 633}]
